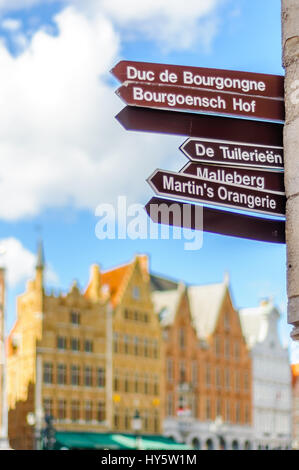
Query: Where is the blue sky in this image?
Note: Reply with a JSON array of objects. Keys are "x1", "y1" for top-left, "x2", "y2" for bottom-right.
[{"x1": 0, "y1": 0, "x2": 295, "y2": 360}]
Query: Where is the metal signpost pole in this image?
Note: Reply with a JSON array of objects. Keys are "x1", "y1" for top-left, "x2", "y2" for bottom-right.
[{"x1": 282, "y1": 0, "x2": 299, "y2": 339}]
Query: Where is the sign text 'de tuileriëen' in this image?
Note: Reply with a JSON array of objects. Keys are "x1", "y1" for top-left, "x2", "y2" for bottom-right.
[
  {"x1": 180, "y1": 138, "x2": 284, "y2": 170},
  {"x1": 111, "y1": 60, "x2": 284, "y2": 99},
  {"x1": 147, "y1": 169, "x2": 286, "y2": 217},
  {"x1": 180, "y1": 162, "x2": 285, "y2": 193},
  {"x1": 116, "y1": 82, "x2": 285, "y2": 122}
]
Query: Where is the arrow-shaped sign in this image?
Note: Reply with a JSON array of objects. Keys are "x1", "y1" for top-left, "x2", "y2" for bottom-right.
[
  {"x1": 145, "y1": 197, "x2": 285, "y2": 244},
  {"x1": 116, "y1": 107, "x2": 284, "y2": 146},
  {"x1": 147, "y1": 169, "x2": 286, "y2": 217},
  {"x1": 111, "y1": 60, "x2": 284, "y2": 100},
  {"x1": 180, "y1": 137, "x2": 284, "y2": 170},
  {"x1": 116, "y1": 82, "x2": 285, "y2": 122}
]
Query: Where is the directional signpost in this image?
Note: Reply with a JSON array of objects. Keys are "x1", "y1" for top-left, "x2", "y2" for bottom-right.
[{"x1": 112, "y1": 60, "x2": 286, "y2": 243}]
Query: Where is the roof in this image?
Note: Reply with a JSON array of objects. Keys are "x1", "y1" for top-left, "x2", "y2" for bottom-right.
[
  {"x1": 239, "y1": 301, "x2": 280, "y2": 349},
  {"x1": 150, "y1": 273, "x2": 178, "y2": 292},
  {"x1": 188, "y1": 282, "x2": 227, "y2": 339},
  {"x1": 292, "y1": 364, "x2": 299, "y2": 386},
  {"x1": 101, "y1": 263, "x2": 131, "y2": 307},
  {"x1": 152, "y1": 284, "x2": 185, "y2": 326}
]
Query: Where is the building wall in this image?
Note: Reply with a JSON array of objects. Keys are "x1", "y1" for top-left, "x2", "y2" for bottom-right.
[
  {"x1": 162, "y1": 285, "x2": 253, "y2": 449},
  {"x1": 292, "y1": 366, "x2": 299, "y2": 448},
  {"x1": 250, "y1": 312, "x2": 292, "y2": 449},
  {"x1": 111, "y1": 259, "x2": 164, "y2": 435},
  {"x1": 7, "y1": 266, "x2": 108, "y2": 449}
]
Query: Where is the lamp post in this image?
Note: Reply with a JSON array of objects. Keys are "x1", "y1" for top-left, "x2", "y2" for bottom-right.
[
  {"x1": 131, "y1": 410, "x2": 142, "y2": 450},
  {"x1": 209, "y1": 416, "x2": 227, "y2": 450}
]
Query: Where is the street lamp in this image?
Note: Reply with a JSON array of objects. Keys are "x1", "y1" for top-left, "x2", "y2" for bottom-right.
[
  {"x1": 131, "y1": 410, "x2": 142, "y2": 450},
  {"x1": 209, "y1": 416, "x2": 227, "y2": 450}
]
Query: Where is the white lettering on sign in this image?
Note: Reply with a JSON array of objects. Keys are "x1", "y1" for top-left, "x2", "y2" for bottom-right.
[
  {"x1": 133, "y1": 86, "x2": 227, "y2": 110},
  {"x1": 161, "y1": 174, "x2": 279, "y2": 214},
  {"x1": 126, "y1": 66, "x2": 155, "y2": 82},
  {"x1": 219, "y1": 146, "x2": 283, "y2": 165},
  {"x1": 182, "y1": 71, "x2": 266, "y2": 93},
  {"x1": 196, "y1": 167, "x2": 265, "y2": 189}
]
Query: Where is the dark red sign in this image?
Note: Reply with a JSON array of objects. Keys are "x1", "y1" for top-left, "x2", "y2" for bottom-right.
[
  {"x1": 111, "y1": 61, "x2": 284, "y2": 99},
  {"x1": 147, "y1": 169, "x2": 286, "y2": 217},
  {"x1": 180, "y1": 162, "x2": 285, "y2": 193},
  {"x1": 180, "y1": 138, "x2": 284, "y2": 170},
  {"x1": 116, "y1": 107, "x2": 284, "y2": 147},
  {"x1": 116, "y1": 82, "x2": 284, "y2": 122},
  {"x1": 145, "y1": 197, "x2": 285, "y2": 244}
]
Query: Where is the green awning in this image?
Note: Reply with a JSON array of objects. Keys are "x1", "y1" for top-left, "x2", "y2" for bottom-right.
[
  {"x1": 55, "y1": 432, "x2": 128, "y2": 450},
  {"x1": 55, "y1": 432, "x2": 191, "y2": 450},
  {"x1": 113, "y1": 434, "x2": 192, "y2": 450}
]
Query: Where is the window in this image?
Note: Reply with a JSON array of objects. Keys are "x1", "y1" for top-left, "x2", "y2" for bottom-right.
[
  {"x1": 153, "y1": 340, "x2": 159, "y2": 359},
  {"x1": 124, "y1": 409, "x2": 130, "y2": 430},
  {"x1": 124, "y1": 335, "x2": 129, "y2": 354},
  {"x1": 245, "y1": 404, "x2": 250, "y2": 424},
  {"x1": 43, "y1": 362, "x2": 53, "y2": 385},
  {"x1": 191, "y1": 361, "x2": 198, "y2": 387},
  {"x1": 224, "y1": 312, "x2": 230, "y2": 330},
  {"x1": 225, "y1": 339, "x2": 230, "y2": 359},
  {"x1": 113, "y1": 410, "x2": 119, "y2": 429},
  {"x1": 216, "y1": 398, "x2": 221, "y2": 417},
  {"x1": 85, "y1": 401, "x2": 93, "y2": 422},
  {"x1": 179, "y1": 361, "x2": 186, "y2": 384},
  {"x1": 134, "y1": 374, "x2": 139, "y2": 393},
  {"x1": 70, "y1": 311, "x2": 80, "y2": 325},
  {"x1": 124, "y1": 374, "x2": 129, "y2": 393},
  {"x1": 97, "y1": 368, "x2": 105, "y2": 388},
  {"x1": 167, "y1": 358, "x2": 173, "y2": 383},
  {"x1": 154, "y1": 411, "x2": 159, "y2": 433},
  {"x1": 244, "y1": 372, "x2": 249, "y2": 392},
  {"x1": 84, "y1": 340, "x2": 93, "y2": 353},
  {"x1": 134, "y1": 336, "x2": 139, "y2": 356},
  {"x1": 153, "y1": 375, "x2": 159, "y2": 395},
  {"x1": 113, "y1": 333, "x2": 119, "y2": 353},
  {"x1": 225, "y1": 400, "x2": 230, "y2": 422},
  {"x1": 144, "y1": 410, "x2": 149, "y2": 431},
  {"x1": 225, "y1": 369, "x2": 230, "y2": 390},
  {"x1": 215, "y1": 367, "x2": 221, "y2": 389},
  {"x1": 57, "y1": 336, "x2": 67, "y2": 350},
  {"x1": 43, "y1": 398, "x2": 53, "y2": 417},
  {"x1": 234, "y1": 341, "x2": 240, "y2": 360},
  {"x1": 236, "y1": 401, "x2": 241, "y2": 423},
  {"x1": 205, "y1": 398, "x2": 211, "y2": 420},
  {"x1": 114, "y1": 372, "x2": 119, "y2": 392},
  {"x1": 124, "y1": 309, "x2": 129, "y2": 319},
  {"x1": 132, "y1": 286, "x2": 140, "y2": 299},
  {"x1": 179, "y1": 328, "x2": 185, "y2": 349},
  {"x1": 144, "y1": 338, "x2": 148, "y2": 357},
  {"x1": 235, "y1": 371, "x2": 240, "y2": 392},
  {"x1": 58, "y1": 400, "x2": 66, "y2": 421},
  {"x1": 205, "y1": 364, "x2": 211, "y2": 388},
  {"x1": 57, "y1": 363, "x2": 67, "y2": 385},
  {"x1": 166, "y1": 393, "x2": 173, "y2": 417},
  {"x1": 71, "y1": 365, "x2": 80, "y2": 386},
  {"x1": 144, "y1": 374, "x2": 149, "y2": 394},
  {"x1": 84, "y1": 366, "x2": 93, "y2": 387},
  {"x1": 71, "y1": 337, "x2": 80, "y2": 352},
  {"x1": 215, "y1": 336, "x2": 221, "y2": 357},
  {"x1": 71, "y1": 400, "x2": 80, "y2": 422}
]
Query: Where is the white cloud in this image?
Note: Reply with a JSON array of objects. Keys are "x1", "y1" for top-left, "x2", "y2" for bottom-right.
[
  {"x1": 0, "y1": 1, "x2": 226, "y2": 221},
  {"x1": 0, "y1": 237, "x2": 58, "y2": 286},
  {"x1": 0, "y1": 0, "x2": 224, "y2": 51},
  {"x1": 1, "y1": 18, "x2": 21, "y2": 31},
  {"x1": 0, "y1": 6, "x2": 185, "y2": 220}
]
